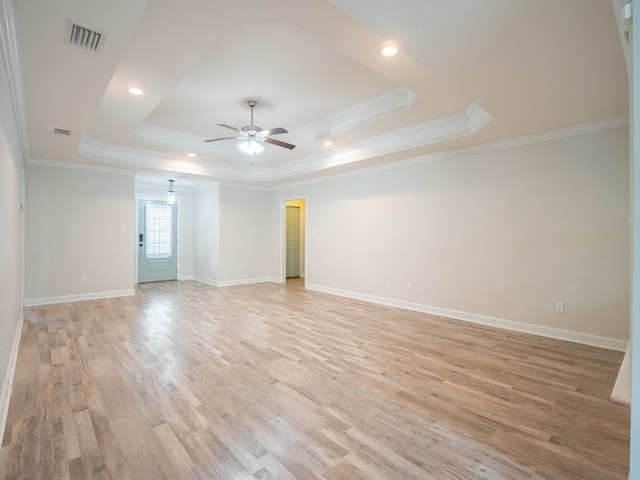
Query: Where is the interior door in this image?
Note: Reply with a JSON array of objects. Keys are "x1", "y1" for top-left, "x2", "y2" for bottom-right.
[
  {"x1": 286, "y1": 206, "x2": 300, "y2": 278},
  {"x1": 138, "y1": 200, "x2": 178, "y2": 283}
]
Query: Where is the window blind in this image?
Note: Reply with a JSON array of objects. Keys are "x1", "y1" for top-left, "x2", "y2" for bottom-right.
[{"x1": 145, "y1": 204, "x2": 172, "y2": 258}]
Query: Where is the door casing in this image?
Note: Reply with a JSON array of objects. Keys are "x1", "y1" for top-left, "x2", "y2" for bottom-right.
[{"x1": 286, "y1": 206, "x2": 301, "y2": 277}]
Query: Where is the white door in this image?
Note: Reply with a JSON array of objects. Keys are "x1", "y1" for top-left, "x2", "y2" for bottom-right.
[
  {"x1": 286, "y1": 206, "x2": 300, "y2": 278},
  {"x1": 138, "y1": 200, "x2": 178, "y2": 283}
]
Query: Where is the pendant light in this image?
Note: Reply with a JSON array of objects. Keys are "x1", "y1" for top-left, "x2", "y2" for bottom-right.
[{"x1": 167, "y1": 179, "x2": 176, "y2": 204}]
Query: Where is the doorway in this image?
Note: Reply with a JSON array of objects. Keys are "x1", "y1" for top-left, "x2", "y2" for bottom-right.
[
  {"x1": 286, "y1": 206, "x2": 300, "y2": 277},
  {"x1": 137, "y1": 200, "x2": 178, "y2": 283},
  {"x1": 283, "y1": 198, "x2": 306, "y2": 282}
]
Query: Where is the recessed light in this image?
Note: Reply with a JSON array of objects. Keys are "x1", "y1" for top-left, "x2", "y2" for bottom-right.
[
  {"x1": 381, "y1": 45, "x2": 398, "y2": 57},
  {"x1": 128, "y1": 87, "x2": 144, "y2": 95},
  {"x1": 187, "y1": 153, "x2": 196, "y2": 157},
  {"x1": 323, "y1": 140, "x2": 332, "y2": 146}
]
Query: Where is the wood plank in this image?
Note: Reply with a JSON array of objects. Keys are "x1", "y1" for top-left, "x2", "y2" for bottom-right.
[{"x1": 0, "y1": 279, "x2": 630, "y2": 479}]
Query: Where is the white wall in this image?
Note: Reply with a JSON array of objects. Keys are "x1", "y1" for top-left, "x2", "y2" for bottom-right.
[
  {"x1": 275, "y1": 126, "x2": 630, "y2": 347},
  {"x1": 192, "y1": 184, "x2": 274, "y2": 286},
  {"x1": 0, "y1": 18, "x2": 25, "y2": 443},
  {"x1": 193, "y1": 184, "x2": 220, "y2": 283},
  {"x1": 629, "y1": 0, "x2": 639, "y2": 475},
  {"x1": 25, "y1": 165, "x2": 136, "y2": 303},
  {"x1": 218, "y1": 185, "x2": 274, "y2": 284},
  {"x1": 177, "y1": 190, "x2": 195, "y2": 279}
]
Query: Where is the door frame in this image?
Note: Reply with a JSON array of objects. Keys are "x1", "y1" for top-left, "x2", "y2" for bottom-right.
[
  {"x1": 280, "y1": 196, "x2": 307, "y2": 284},
  {"x1": 135, "y1": 192, "x2": 181, "y2": 285},
  {"x1": 285, "y1": 205, "x2": 301, "y2": 278}
]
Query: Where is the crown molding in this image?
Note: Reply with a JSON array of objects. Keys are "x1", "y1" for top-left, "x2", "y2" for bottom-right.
[
  {"x1": 77, "y1": 102, "x2": 492, "y2": 183},
  {"x1": 0, "y1": 0, "x2": 29, "y2": 163},
  {"x1": 290, "y1": 88, "x2": 417, "y2": 144},
  {"x1": 350, "y1": 102, "x2": 492, "y2": 156},
  {"x1": 131, "y1": 88, "x2": 416, "y2": 157},
  {"x1": 72, "y1": 108, "x2": 622, "y2": 187},
  {"x1": 275, "y1": 115, "x2": 628, "y2": 191},
  {"x1": 79, "y1": 136, "x2": 174, "y2": 165},
  {"x1": 77, "y1": 136, "x2": 277, "y2": 181},
  {"x1": 132, "y1": 123, "x2": 255, "y2": 159},
  {"x1": 27, "y1": 157, "x2": 136, "y2": 176},
  {"x1": 216, "y1": 181, "x2": 273, "y2": 192},
  {"x1": 449, "y1": 115, "x2": 629, "y2": 159},
  {"x1": 30, "y1": 114, "x2": 626, "y2": 192},
  {"x1": 465, "y1": 103, "x2": 495, "y2": 133},
  {"x1": 270, "y1": 103, "x2": 492, "y2": 180}
]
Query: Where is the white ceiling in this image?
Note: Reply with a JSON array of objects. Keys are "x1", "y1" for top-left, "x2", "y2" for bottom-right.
[{"x1": 10, "y1": 0, "x2": 629, "y2": 190}]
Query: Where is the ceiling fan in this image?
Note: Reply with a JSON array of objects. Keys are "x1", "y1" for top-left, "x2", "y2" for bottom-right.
[{"x1": 204, "y1": 100, "x2": 295, "y2": 154}]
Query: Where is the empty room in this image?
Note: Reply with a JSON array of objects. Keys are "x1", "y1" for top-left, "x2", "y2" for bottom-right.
[{"x1": 0, "y1": 0, "x2": 638, "y2": 479}]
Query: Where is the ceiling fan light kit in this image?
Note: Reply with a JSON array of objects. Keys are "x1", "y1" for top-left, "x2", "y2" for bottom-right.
[
  {"x1": 204, "y1": 100, "x2": 295, "y2": 160},
  {"x1": 239, "y1": 138, "x2": 264, "y2": 155}
]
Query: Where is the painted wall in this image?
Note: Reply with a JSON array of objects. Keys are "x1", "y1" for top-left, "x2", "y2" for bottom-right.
[
  {"x1": 25, "y1": 165, "x2": 136, "y2": 303},
  {"x1": 218, "y1": 185, "x2": 274, "y2": 284},
  {"x1": 274, "y1": 126, "x2": 630, "y2": 345},
  {"x1": 193, "y1": 184, "x2": 220, "y2": 283},
  {"x1": 0, "y1": 28, "x2": 25, "y2": 442},
  {"x1": 628, "y1": 0, "x2": 639, "y2": 475},
  {"x1": 177, "y1": 190, "x2": 195, "y2": 280}
]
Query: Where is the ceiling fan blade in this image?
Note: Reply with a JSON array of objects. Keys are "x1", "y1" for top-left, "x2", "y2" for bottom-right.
[
  {"x1": 264, "y1": 137, "x2": 296, "y2": 150},
  {"x1": 204, "y1": 136, "x2": 239, "y2": 143},
  {"x1": 258, "y1": 127, "x2": 288, "y2": 137},
  {"x1": 217, "y1": 123, "x2": 241, "y2": 133}
]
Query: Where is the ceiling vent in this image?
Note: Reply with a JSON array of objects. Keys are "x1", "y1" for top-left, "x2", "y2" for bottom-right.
[
  {"x1": 53, "y1": 128, "x2": 71, "y2": 136},
  {"x1": 65, "y1": 19, "x2": 103, "y2": 52}
]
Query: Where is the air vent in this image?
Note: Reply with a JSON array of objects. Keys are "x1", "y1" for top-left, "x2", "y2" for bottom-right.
[
  {"x1": 65, "y1": 19, "x2": 103, "y2": 52},
  {"x1": 53, "y1": 128, "x2": 71, "y2": 136}
]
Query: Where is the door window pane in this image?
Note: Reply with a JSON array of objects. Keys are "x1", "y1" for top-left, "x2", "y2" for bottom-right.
[{"x1": 145, "y1": 204, "x2": 172, "y2": 258}]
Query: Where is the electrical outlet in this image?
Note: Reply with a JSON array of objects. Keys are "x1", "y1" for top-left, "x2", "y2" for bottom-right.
[
  {"x1": 387, "y1": 280, "x2": 392, "y2": 288},
  {"x1": 80, "y1": 275, "x2": 87, "y2": 284},
  {"x1": 555, "y1": 301, "x2": 565, "y2": 313},
  {"x1": 407, "y1": 281, "x2": 413, "y2": 291}
]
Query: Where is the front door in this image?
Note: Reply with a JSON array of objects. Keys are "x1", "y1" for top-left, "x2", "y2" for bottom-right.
[
  {"x1": 286, "y1": 206, "x2": 300, "y2": 278},
  {"x1": 138, "y1": 200, "x2": 178, "y2": 283}
]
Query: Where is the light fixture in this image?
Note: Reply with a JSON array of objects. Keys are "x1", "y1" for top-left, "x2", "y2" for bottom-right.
[
  {"x1": 381, "y1": 45, "x2": 398, "y2": 57},
  {"x1": 128, "y1": 87, "x2": 144, "y2": 95},
  {"x1": 167, "y1": 179, "x2": 176, "y2": 204},
  {"x1": 239, "y1": 139, "x2": 264, "y2": 155},
  {"x1": 323, "y1": 140, "x2": 333, "y2": 146},
  {"x1": 187, "y1": 152, "x2": 196, "y2": 157}
]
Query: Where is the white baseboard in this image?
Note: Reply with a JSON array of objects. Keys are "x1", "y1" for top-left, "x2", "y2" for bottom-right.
[
  {"x1": 193, "y1": 276, "x2": 220, "y2": 287},
  {"x1": 305, "y1": 283, "x2": 628, "y2": 352},
  {"x1": 193, "y1": 276, "x2": 274, "y2": 287},
  {"x1": 1, "y1": 312, "x2": 24, "y2": 447},
  {"x1": 24, "y1": 289, "x2": 136, "y2": 307},
  {"x1": 611, "y1": 343, "x2": 631, "y2": 404},
  {"x1": 178, "y1": 274, "x2": 195, "y2": 281}
]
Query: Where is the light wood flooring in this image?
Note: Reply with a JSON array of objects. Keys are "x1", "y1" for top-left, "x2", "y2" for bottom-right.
[{"x1": 0, "y1": 279, "x2": 630, "y2": 479}]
